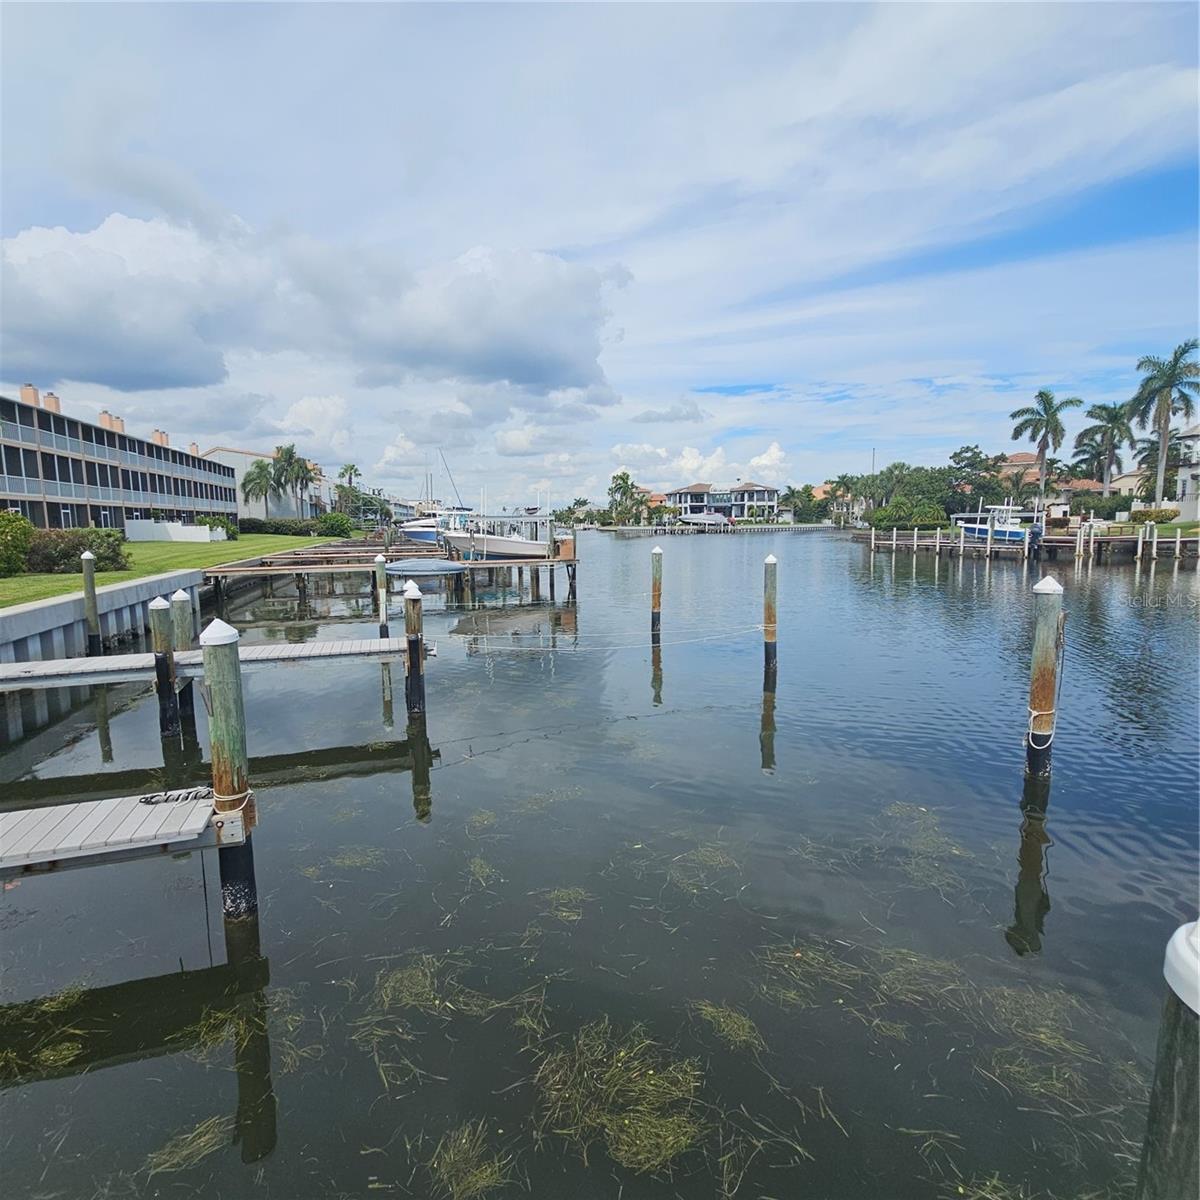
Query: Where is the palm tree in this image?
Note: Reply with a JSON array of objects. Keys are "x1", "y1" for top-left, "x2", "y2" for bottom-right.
[
  {"x1": 272, "y1": 444, "x2": 300, "y2": 516},
  {"x1": 1074, "y1": 402, "x2": 1133, "y2": 495},
  {"x1": 1134, "y1": 431, "x2": 1183, "y2": 501},
  {"x1": 1071, "y1": 432, "x2": 1108, "y2": 483},
  {"x1": 337, "y1": 463, "x2": 359, "y2": 512},
  {"x1": 292, "y1": 459, "x2": 317, "y2": 517},
  {"x1": 607, "y1": 471, "x2": 638, "y2": 523},
  {"x1": 241, "y1": 458, "x2": 277, "y2": 519},
  {"x1": 1009, "y1": 389, "x2": 1084, "y2": 500},
  {"x1": 1129, "y1": 339, "x2": 1198, "y2": 504}
]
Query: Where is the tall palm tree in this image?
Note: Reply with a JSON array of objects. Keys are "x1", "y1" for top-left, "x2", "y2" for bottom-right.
[
  {"x1": 1129, "y1": 339, "x2": 1199, "y2": 504},
  {"x1": 272, "y1": 444, "x2": 300, "y2": 516},
  {"x1": 1009, "y1": 389, "x2": 1084, "y2": 500},
  {"x1": 607, "y1": 471, "x2": 638, "y2": 523},
  {"x1": 1074, "y1": 402, "x2": 1133, "y2": 496},
  {"x1": 241, "y1": 458, "x2": 277, "y2": 518},
  {"x1": 292, "y1": 459, "x2": 317, "y2": 517},
  {"x1": 1134, "y1": 430, "x2": 1182, "y2": 501}
]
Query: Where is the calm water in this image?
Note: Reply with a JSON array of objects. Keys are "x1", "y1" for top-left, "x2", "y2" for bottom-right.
[{"x1": 2, "y1": 533, "x2": 1197, "y2": 1199}]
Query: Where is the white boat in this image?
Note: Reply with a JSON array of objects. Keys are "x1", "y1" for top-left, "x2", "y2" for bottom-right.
[
  {"x1": 442, "y1": 529, "x2": 551, "y2": 560},
  {"x1": 678, "y1": 512, "x2": 732, "y2": 528},
  {"x1": 442, "y1": 510, "x2": 555, "y2": 560},
  {"x1": 954, "y1": 501, "x2": 1042, "y2": 543},
  {"x1": 400, "y1": 517, "x2": 440, "y2": 544}
]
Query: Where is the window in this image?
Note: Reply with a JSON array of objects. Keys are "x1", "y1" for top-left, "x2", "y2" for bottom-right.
[{"x1": 60, "y1": 506, "x2": 75, "y2": 528}]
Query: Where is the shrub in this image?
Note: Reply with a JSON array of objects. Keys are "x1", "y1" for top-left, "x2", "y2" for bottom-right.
[
  {"x1": 238, "y1": 517, "x2": 317, "y2": 536},
  {"x1": 0, "y1": 511, "x2": 35, "y2": 576},
  {"x1": 1045, "y1": 516, "x2": 1069, "y2": 530},
  {"x1": 315, "y1": 512, "x2": 354, "y2": 537},
  {"x1": 26, "y1": 528, "x2": 130, "y2": 573},
  {"x1": 1131, "y1": 508, "x2": 1181, "y2": 525},
  {"x1": 1068, "y1": 494, "x2": 1126, "y2": 519},
  {"x1": 196, "y1": 515, "x2": 238, "y2": 540}
]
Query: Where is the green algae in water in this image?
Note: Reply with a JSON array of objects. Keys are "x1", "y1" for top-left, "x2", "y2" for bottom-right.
[
  {"x1": 328, "y1": 845, "x2": 388, "y2": 870},
  {"x1": 878, "y1": 801, "x2": 973, "y2": 897},
  {"x1": 428, "y1": 1119, "x2": 512, "y2": 1200},
  {"x1": 758, "y1": 937, "x2": 866, "y2": 1008},
  {"x1": 33, "y1": 1040, "x2": 83, "y2": 1069},
  {"x1": 667, "y1": 844, "x2": 739, "y2": 894},
  {"x1": 538, "y1": 887, "x2": 593, "y2": 923},
  {"x1": 467, "y1": 810, "x2": 497, "y2": 836},
  {"x1": 143, "y1": 1114, "x2": 234, "y2": 1177},
  {"x1": 534, "y1": 1016, "x2": 705, "y2": 1174},
  {"x1": 689, "y1": 1001, "x2": 765, "y2": 1054},
  {"x1": 467, "y1": 856, "x2": 499, "y2": 888}
]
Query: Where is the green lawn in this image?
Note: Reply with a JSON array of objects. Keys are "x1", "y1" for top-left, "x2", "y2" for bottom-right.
[{"x1": 0, "y1": 534, "x2": 337, "y2": 608}]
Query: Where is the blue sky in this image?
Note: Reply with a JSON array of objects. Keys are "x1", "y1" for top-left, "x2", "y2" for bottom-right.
[{"x1": 1, "y1": 2, "x2": 1196, "y2": 502}]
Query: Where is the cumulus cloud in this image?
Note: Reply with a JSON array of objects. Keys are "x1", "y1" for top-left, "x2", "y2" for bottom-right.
[
  {"x1": 748, "y1": 441, "x2": 789, "y2": 482},
  {"x1": 630, "y1": 398, "x2": 708, "y2": 423},
  {"x1": 672, "y1": 445, "x2": 728, "y2": 481},
  {"x1": 495, "y1": 427, "x2": 548, "y2": 457},
  {"x1": 373, "y1": 433, "x2": 425, "y2": 479},
  {"x1": 275, "y1": 394, "x2": 351, "y2": 455},
  {"x1": 610, "y1": 442, "x2": 669, "y2": 466},
  {"x1": 0, "y1": 216, "x2": 622, "y2": 411}
]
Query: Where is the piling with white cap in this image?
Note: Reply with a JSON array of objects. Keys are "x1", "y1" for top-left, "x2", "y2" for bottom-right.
[
  {"x1": 201, "y1": 617, "x2": 257, "y2": 917},
  {"x1": 1025, "y1": 576, "x2": 1064, "y2": 777},
  {"x1": 171, "y1": 589, "x2": 196, "y2": 722},
  {"x1": 81, "y1": 551, "x2": 101, "y2": 655},
  {"x1": 148, "y1": 597, "x2": 180, "y2": 739},
  {"x1": 651, "y1": 546, "x2": 663, "y2": 638},
  {"x1": 1136, "y1": 921, "x2": 1199, "y2": 1200},
  {"x1": 402, "y1": 580, "x2": 425, "y2": 716},
  {"x1": 374, "y1": 554, "x2": 388, "y2": 638}
]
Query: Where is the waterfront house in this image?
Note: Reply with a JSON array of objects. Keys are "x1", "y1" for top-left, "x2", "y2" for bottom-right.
[
  {"x1": 1174, "y1": 423, "x2": 1199, "y2": 522},
  {"x1": 665, "y1": 481, "x2": 779, "y2": 521},
  {"x1": 1, "y1": 385, "x2": 237, "y2": 531}
]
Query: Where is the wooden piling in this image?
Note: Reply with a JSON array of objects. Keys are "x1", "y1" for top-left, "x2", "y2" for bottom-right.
[
  {"x1": 1136, "y1": 922, "x2": 1199, "y2": 1200},
  {"x1": 651, "y1": 546, "x2": 663, "y2": 636},
  {"x1": 530, "y1": 567, "x2": 541, "y2": 601},
  {"x1": 171, "y1": 589, "x2": 195, "y2": 720},
  {"x1": 763, "y1": 554, "x2": 778, "y2": 678},
  {"x1": 148, "y1": 597, "x2": 180, "y2": 739},
  {"x1": 891, "y1": 527, "x2": 898, "y2": 551},
  {"x1": 549, "y1": 564, "x2": 556, "y2": 600},
  {"x1": 1025, "y1": 576, "x2": 1064, "y2": 778},
  {"x1": 913, "y1": 527, "x2": 919, "y2": 551},
  {"x1": 402, "y1": 580, "x2": 425, "y2": 716},
  {"x1": 1136, "y1": 523, "x2": 1146, "y2": 563},
  {"x1": 934, "y1": 526, "x2": 941, "y2": 556},
  {"x1": 374, "y1": 554, "x2": 389, "y2": 638},
  {"x1": 1150, "y1": 522, "x2": 1159, "y2": 561},
  {"x1": 958, "y1": 523, "x2": 966, "y2": 557},
  {"x1": 200, "y1": 618, "x2": 257, "y2": 917},
  {"x1": 1175, "y1": 527, "x2": 1183, "y2": 559},
  {"x1": 986, "y1": 512, "x2": 995, "y2": 559},
  {"x1": 81, "y1": 551, "x2": 102, "y2": 656},
  {"x1": 870, "y1": 527, "x2": 876, "y2": 552}
]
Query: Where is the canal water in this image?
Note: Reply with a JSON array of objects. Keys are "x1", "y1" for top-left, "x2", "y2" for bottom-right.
[{"x1": 2, "y1": 532, "x2": 1196, "y2": 1199}]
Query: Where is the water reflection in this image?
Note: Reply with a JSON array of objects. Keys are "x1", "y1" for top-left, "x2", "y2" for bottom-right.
[
  {"x1": 1005, "y1": 775, "x2": 1052, "y2": 957},
  {"x1": 408, "y1": 713, "x2": 434, "y2": 823},
  {"x1": 760, "y1": 666, "x2": 776, "y2": 774},
  {"x1": 651, "y1": 634, "x2": 663, "y2": 707}
]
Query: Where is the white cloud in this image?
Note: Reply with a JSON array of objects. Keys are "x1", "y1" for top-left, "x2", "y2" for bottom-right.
[
  {"x1": 275, "y1": 394, "x2": 351, "y2": 456},
  {"x1": 373, "y1": 433, "x2": 425, "y2": 479},
  {"x1": 495, "y1": 427, "x2": 547, "y2": 457},
  {"x1": 610, "y1": 443, "x2": 668, "y2": 466},
  {"x1": 672, "y1": 446, "x2": 727, "y2": 482},
  {"x1": 748, "y1": 441, "x2": 788, "y2": 483}
]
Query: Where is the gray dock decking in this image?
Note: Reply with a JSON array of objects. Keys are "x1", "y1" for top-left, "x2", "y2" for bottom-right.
[{"x1": 0, "y1": 636, "x2": 414, "y2": 691}]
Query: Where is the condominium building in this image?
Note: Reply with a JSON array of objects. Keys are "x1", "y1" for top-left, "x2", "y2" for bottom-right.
[
  {"x1": 200, "y1": 446, "x2": 326, "y2": 520},
  {"x1": 1, "y1": 386, "x2": 237, "y2": 530}
]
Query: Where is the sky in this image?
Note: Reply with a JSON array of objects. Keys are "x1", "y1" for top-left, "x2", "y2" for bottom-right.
[{"x1": 1, "y1": 2, "x2": 1197, "y2": 507}]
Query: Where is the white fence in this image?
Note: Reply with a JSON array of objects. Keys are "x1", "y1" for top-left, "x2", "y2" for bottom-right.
[{"x1": 124, "y1": 519, "x2": 226, "y2": 543}]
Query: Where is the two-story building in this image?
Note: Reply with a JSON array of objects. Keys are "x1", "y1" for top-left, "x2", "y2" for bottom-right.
[
  {"x1": 1175, "y1": 423, "x2": 1200, "y2": 522},
  {"x1": 200, "y1": 445, "x2": 325, "y2": 520},
  {"x1": 665, "y1": 481, "x2": 779, "y2": 520},
  {"x1": 1, "y1": 385, "x2": 237, "y2": 530}
]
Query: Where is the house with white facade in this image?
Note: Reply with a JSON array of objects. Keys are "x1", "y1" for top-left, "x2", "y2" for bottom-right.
[
  {"x1": 665, "y1": 481, "x2": 779, "y2": 520},
  {"x1": 1175, "y1": 423, "x2": 1200, "y2": 523}
]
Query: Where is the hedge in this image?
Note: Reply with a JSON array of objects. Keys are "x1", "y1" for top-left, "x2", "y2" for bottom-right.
[
  {"x1": 26, "y1": 528, "x2": 130, "y2": 573},
  {"x1": 197, "y1": 515, "x2": 239, "y2": 540},
  {"x1": 0, "y1": 512, "x2": 35, "y2": 577},
  {"x1": 315, "y1": 512, "x2": 355, "y2": 537},
  {"x1": 1131, "y1": 508, "x2": 1181, "y2": 525},
  {"x1": 238, "y1": 517, "x2": 318, "y2": 535}
]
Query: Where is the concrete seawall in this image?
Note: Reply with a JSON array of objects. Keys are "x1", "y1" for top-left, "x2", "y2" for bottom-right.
[{"x1": 0, "y1": 571, "x2": 206, "y2": 664}]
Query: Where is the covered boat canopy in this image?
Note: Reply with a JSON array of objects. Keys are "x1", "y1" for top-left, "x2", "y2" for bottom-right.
[{"x1": 383, "y1": 558, "x2": 468, "y2": 576}]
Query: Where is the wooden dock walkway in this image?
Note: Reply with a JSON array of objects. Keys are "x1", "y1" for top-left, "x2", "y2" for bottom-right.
[
  {"x1": 0, "y1": 636, "x2": 413, "y2": 691},
  {"x1": 0, "y1": 787, "x2": 233, "y2": 876}
]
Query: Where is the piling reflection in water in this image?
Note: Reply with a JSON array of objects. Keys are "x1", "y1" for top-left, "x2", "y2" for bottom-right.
[
  {"x1": 759, "y1": 678, "x2": 776, "y2": 774},
  {"x1": 408, "y1": 713, "x2": 434, "y2": 823},
  {"x1": 1005, "y1": 774, "x2": 1052, "y2": 957}
]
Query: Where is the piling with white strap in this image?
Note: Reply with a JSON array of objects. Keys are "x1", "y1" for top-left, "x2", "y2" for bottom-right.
[
  {"x1": 870, "y1": 527, "x2": 876, "y2": 552},
  {"x1": 1150, "y1": 521, "x2": 1159, "y2": 561},
  {"x1": 986, "y1": 512, "x2": 995, "y2": 559},
  {"x1": 1136, "y1": 523, "x2": 1146, "y2": 563},
  {"x1": 1136, "y1": 921, "x2": 1199, "y2": 1200},
  {"x1": 201, "y1": 618, "x2": 257, "y2": 917},
  {"x1": 403, "y1": 580, "x2": 425, "y2": 716},
  {"x1": 934, "y1": 526, "x2": 941, "y2": 556},
  {"x1": 1025, "y1": 576, "x2": 1064, "y2": 778},
  {"x1": 958, "y1": 523, "x2": 966, "y2": 557},
  {"x1": 148, "y1": 597, "x2": 180, "y2": 739},
  {"x1": 912, "y1": 527, "x2": 919, "y2": 551},
  {"x1": 891, "y1": 527, "x2": 898, "y2": 551},
  {"x1": 1175, "y1": 527, "x2": 1183, "y2": 559},
  {"x1": 81, "y1": 551, "x2": 102, "y2": 656},
  {"x1": 374, "y1": 554, "x2": 389, "y2": 638}
]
